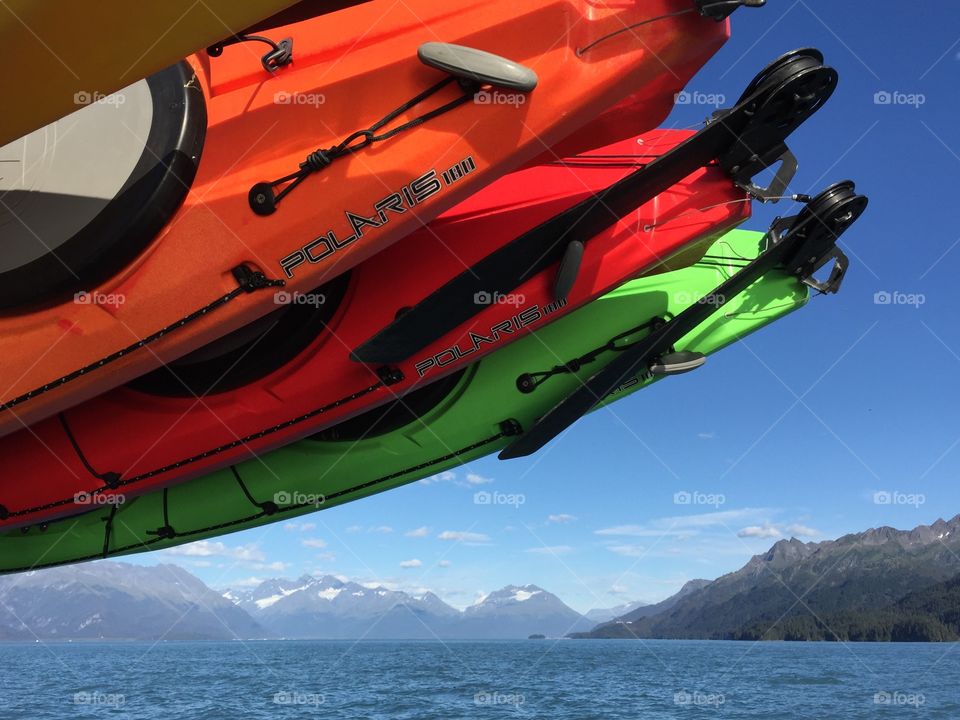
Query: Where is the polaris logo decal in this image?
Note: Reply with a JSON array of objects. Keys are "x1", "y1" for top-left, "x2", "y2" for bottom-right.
[
  {"x1": 279, "y1": 156, "x2": 476, "y2": 279},
  {"x1": 414, "y1": 299, "x2": 567, "y2": 378},
  {"x1": 609, "y1": 376, "x2": 641, "y2": 396}
]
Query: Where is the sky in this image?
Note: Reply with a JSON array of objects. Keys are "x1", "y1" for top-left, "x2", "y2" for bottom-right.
[{"x1": 127, "y1": 0, "x2": 960, "y2": 614}]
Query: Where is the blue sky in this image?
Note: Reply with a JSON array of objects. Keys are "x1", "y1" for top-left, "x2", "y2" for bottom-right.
[{"x1": 127, "y1": 1, "x2": 960, "y2": 614}]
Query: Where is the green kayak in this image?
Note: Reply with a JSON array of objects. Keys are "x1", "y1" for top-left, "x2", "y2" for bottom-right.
[{"x1": 0, "y1": 229, "x2": 810, "y2": 573}]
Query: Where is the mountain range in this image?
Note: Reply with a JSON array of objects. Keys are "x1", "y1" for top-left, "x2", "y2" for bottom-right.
[
  {"x1": 227, "y1": 575, "x2": 594, "y2": 639},
  {"x1": 0, "y1": 563, "x2": 265, "y2": 641},
  {"x1": 578, "y1": 514, "x2": 960, "y2": 641},
  {"x1": 2, "y1": 515, "x2": 957, "y2": 642},
  {"x1": 0, "y1": 564, "x2": 598, "y2": 640}
]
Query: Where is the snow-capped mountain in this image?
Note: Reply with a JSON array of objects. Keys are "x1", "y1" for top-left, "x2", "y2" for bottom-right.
[
  {"x1": 460, "y1": 584, "x2": 593, "y2": 637},
  {"x1": 584, "y1": 600, "x2": 649, "y2": 624},
  {"x1": 0, "y1": 562, "x2": 266, "y2": 640},
  {"x1": 226, "y1": 574, "x2": 461, "y2": 639},
  {"x1": 0, "y1": 562, "x2": 594, "y2": 640},
  {"x1": 229, "y1": 578, "x2": 591, "y2": 639}
]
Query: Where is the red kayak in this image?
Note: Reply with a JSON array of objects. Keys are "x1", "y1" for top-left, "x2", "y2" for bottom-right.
[{"x1": 0, "y1": 128, "x2": 754, "y2": 528}]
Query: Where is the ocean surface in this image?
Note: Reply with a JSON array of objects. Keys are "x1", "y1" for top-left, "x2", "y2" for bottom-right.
[{"x1": 1, "y1": 639, "x2": 957, "y2": 719}]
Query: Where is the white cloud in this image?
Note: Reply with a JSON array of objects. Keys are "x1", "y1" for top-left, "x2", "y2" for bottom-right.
[
  {"x1": 345, "y1": 525, "x2": 363, "y2": 533},
  {"x1": 438, "y1": 530, "x2": 490, "y2": 543},
  {"x1": 420, "y1": 470, "x2": 456, "y2": 485},
  {"x1": 594, "y1": 526, "x2": 686, "y2": 538},
  {"x1": 547, "y1": 514, "x2": 577, "y2": 524},
  {"x1": 698, "y1": 431, "x2": 717, "y2": 440},
  {"x1": 609, "y1": 584, "x2": 629, "y2": 595},
  {"x1": 165, "y1": 540, "x2": 227, "y2": 557},
  {"x1": 525, "y1": 545, "x2": 572, "y2": 555},
  {"x1": 250, "y1": 561, "x2": 288, "y2": 572},
  {"x1": 405, "y1": 526, "x2": 430, "y2": 538},
  {"x1": 437, "y1": 560, "x2": 452, "y2": 568},
  {"x1": 420, "y1": 470, "x2": 494, "y2": 489},
  {"x1": 737, "y1": 525, "x2": 782, "y2": 539},
  {"x1": 596, "y1": 508, "x2": 776, "y2": 537},
  {"x1": 607, "y1": 544, "x2": 646, "y2": 558},
  {"x1": 372, "y1": 525, "x2": 394, "y2": 534},
  {"x1": 785, "y1": 523, "x2": 819, "y2": 538},
  {"x1": 399, "y1": 559, "x2": 422, "y2": 569},
  {"x1": 316, "y1": 552, "x2": 337, "y2": 562},
  {"x1": 164, "y1": 541, "x2": 265, "y2": 563},
  {"x1": 232, "y1": 545, "x2": 267, "y2": 562},
  {"x1": 283, "y1": 522, "x2": 316, "y2": 532},
  {"x1": 301, "y1": 538, "x2": 327, "y2": 549},
  {"x1": 233, "y1": 577, "x2": 265, "y2": 587}
]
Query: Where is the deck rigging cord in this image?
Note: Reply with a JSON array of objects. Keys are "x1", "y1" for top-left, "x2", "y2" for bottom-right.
[{"x1": 249, "y1": 77, "x2": 478, "y2": 215}]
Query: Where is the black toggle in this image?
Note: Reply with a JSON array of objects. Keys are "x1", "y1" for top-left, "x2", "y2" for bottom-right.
[
  {"x1": 377, "y1": 366, "x2": 405, "y2": 386},
  {"x1": 207, "y1": 34, "x2": 294, "y2": 73},
  {"x1": 232, "y1": 264, "x2": 284, "y2": 292},
  {"x1": 101, "y1": 472, "x2": 122, "y2": 490},
  {"x1": 695, "y1": 0, "x2": 766, "y2": 21},
  {"x1": 499, "y1": 419, "x2": 524, "y2": 437}
]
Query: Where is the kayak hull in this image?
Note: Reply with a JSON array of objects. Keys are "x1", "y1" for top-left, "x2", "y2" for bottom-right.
[
  {"x1": 0, "y1": 0, "x2": 730, "y2": 436},
  {"x1": 0, "y1": 229, "x2": 809, "y2": 572},
  {"x1": 0, "y1": 130, "x2": 749, "y2": 529},
  {"x1": 0, "y1": 0, "x2": 304, "y2": 145}
]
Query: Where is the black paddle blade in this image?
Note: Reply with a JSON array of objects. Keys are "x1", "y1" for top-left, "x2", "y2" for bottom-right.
[
  {"x1": 498, "y1": 182, "x2": 867, "y2": 459},
  {"x1": 352, "y1": 48, "x2": 838, "y2": 365}
]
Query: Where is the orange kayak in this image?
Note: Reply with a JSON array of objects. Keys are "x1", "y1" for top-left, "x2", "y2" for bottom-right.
[{"x1": 0, "y1": 0, "x2": 739, "y2": 437}]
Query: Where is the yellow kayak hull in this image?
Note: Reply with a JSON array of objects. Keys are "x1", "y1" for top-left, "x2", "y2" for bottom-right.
[{"x1": 0, "y1": 0, "x2": 301, "y2": 145}]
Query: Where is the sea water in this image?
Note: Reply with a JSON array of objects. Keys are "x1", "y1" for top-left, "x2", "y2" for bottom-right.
[{"x1": 0, "y1": 639, "x2": 957, "y2": 719}]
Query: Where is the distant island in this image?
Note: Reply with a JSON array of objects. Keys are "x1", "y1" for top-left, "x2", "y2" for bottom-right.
[{"x1": 528, "y1": 634, "x2": 546, "y2": 639}]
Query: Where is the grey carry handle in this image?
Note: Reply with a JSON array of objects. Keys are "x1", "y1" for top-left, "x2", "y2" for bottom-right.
[{"x1": 418, "y1": 43, "x2": 538, "y2": 92}]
